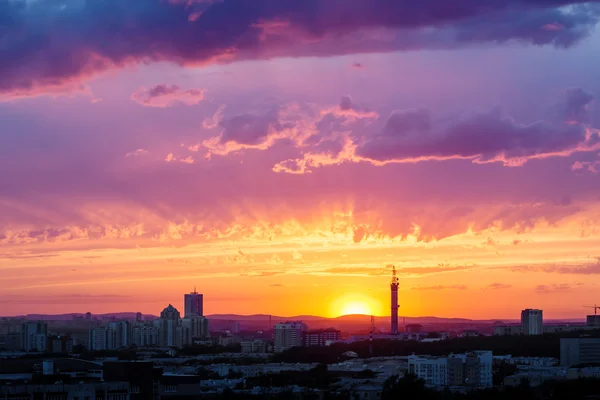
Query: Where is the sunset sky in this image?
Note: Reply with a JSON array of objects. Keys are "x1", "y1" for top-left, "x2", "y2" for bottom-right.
[{"x1": 1, "y1": 0, "x2": 600, "y2": 319}]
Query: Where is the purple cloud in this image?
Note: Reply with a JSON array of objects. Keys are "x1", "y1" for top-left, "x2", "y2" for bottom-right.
[
  {"x1": 131, "y1": 84, "x2": 205, "y2": 107},
  {"x1": 356, "y1": 90, "x2": 598, "y2": 166},
  {"x1": 1, "y1": 0, "x2": 599, "y2": 96}
]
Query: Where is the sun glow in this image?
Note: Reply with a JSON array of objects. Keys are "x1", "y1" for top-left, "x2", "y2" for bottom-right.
[
  {"x1": 332, "y1": 293, "x2": 383, "y2": 317},
  {"x1": 340, "y1": 301, "x2": 372, "y2": 316}
]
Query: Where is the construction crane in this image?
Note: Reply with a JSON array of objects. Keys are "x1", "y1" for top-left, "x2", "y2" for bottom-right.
[{"x1": 584, "y1": 305, "x2": 600, "y2": 315}]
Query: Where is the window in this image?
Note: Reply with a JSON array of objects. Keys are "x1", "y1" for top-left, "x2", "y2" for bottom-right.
[{"x1": 164, "y1": 385, "x2": 177, "y2": 393}]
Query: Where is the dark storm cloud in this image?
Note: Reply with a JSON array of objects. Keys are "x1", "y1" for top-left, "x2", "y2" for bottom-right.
[{"x1": 1, "y1": 0, "x2": 599, "y2": 95}]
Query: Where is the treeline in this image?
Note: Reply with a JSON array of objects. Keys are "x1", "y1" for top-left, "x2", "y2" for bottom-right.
[{"x1": 273, "y1": 333, "x2": 596, "y2": 363}]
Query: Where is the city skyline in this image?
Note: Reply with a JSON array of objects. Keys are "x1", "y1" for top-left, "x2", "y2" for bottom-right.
[{"x1": 2, "y1": 0, "x2": 600, "y2": 319}]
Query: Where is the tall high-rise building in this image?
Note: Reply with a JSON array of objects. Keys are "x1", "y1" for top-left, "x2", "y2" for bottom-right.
[
  {"x1": 274, "y1": 321, "x2": 307, "y2": 352},
  {"x1": 157, "y1": 304, "x2": 181, "y2": 347},
  {"x1": 181, "y1": 316, "x2": 210, "y2": 346},
  {"x1": 106, "y1": 320, "x2": 131, "y2": 350},
  {"x1": 184, "y1": 289, "x2": 203, "y2": 317},
  {"x1": 22, "y1": 321, "x2": 48, "y2": 352},
  {"x1": 521, "y1": 309, "x2": 543, "y2": 335},
  {"x1": 88, "y1": 328, "x2": 107, "y2": 351},
  {"x1": 390, "y1": 266, "x2": 399, "y2": 335}
]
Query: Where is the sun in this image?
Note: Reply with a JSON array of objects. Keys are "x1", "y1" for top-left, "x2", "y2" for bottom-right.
[
  {"x1": 340, "y1": 301, "x2": 372, "y2": 316},
  {"x1": 331, "y1": 293, "x2": 382, "y2": 317}
]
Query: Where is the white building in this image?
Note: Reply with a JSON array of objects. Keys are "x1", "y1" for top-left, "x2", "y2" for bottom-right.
[
  {"x1": 408, "y1": 356, "x2": 448, "y2": 386},
  {"x1": 88, "y1": 328, "x2": 107, "y2": 351},
  {"x1": 184, "y1": 289, "x2": 203, "y2": 317},
  {"x1": 274, "y1": 321, "x2": 307, "y2": 352},
  {"x1": 521, "y1": 309, "x2": 543, "y2": 335},
  {"x1": 409, "y1": 351, "x2": 493, "y2": 388}
]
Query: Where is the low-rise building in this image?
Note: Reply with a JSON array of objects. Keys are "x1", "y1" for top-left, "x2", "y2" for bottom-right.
[
  {"x1": 409, "y1": 351, "x2": 493, "y2": 388},
  {"x1": 560, "y1": 338, "x2": 600, "y2": 366},
  {"x1": 304, "y1": 329, "x2": 341, "y2": 347},
  {"x1": 0, "y1": 382, "x2": 130, "y2": 400},
  {"x1": 241, "y1": 340, "x2": 268, "y2": 354}
]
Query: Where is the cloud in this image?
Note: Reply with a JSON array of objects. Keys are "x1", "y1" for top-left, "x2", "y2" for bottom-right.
[
  {"x1": 125, "y1": 149, "x2": 149, "y2": 157},
  {"x1": 0, "y1": 294, "x2": 133, "y2": 305},
  {"x1": 131, "y1": 84, "x2": 205, "y2": 107},
  {"x1": 270, "y1": 283, "x2": 284, "y2": 287},
  {"x1": 180, "y1": 156, "x2": 196, "y2": 164},
  {"x1": 273, "y1": 90, "x2": 599, "y2": 173},
  {"x1": 1, "y1": 0, "x2": 598, "y2": 96},
  {"x1": 324, "y1": 264, "x2": 474, "y2": 277},
  {"x1": 165, "y1": 153, "x2": 177, "y2": 162},
  {"x1": 572, "y1": 155, "x2": 600, "y2": 173},
  {"x1": 535, "y1": 283, "x2": 582, "y2": 293},
  {"x1": 203, "y1": 104, "x2": 315, "y2": 155},
  {"x1": 508, "y1": 259, "x2": 600, "y2": 274},
  {"x1": 356, "y1": 95, "x2": 599, "y2": 167},
  {"x1": 486, "y1": 283, "x2": 512, "y2": 290},
  {"x1": 412, "y1": 285, "x2": 467, "y2": 291},
  {"x1": 351, "y1": 63, "x2": 365, "y2": 69}
]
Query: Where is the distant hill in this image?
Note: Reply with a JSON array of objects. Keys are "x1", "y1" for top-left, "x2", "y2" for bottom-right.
[{"x1": 4, "y1": 313, "x2": 585, "y2": 333}]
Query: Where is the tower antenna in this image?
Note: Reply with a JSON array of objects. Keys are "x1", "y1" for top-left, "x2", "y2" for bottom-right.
[{"x1": 390, "y1": 265, "x2": 399, "y2": 335}]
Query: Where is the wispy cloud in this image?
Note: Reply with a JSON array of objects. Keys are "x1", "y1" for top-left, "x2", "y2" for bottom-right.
[
  {"x1": 412, "y1": 285, "x2": 468, "y2": 291},
  {"x1": 131, "y1": 84, "x2": 205, "y2": 108},
  {"x1": 486, "y1": 283, "x2": 512, "y2": 290}
]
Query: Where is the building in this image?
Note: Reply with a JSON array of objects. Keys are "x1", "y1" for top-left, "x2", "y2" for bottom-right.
[
  {"x1": 241, "y1": 340, "x2": 268, "y2": 353},
  {"x1": 409, "y1": 351, "x2": 493, "y2": 388},
  {"x1": 0, "y1": 332, "x2": 22, "y2": 350},
  {"x1": 22, "y1": 321, "x2": 48, "y2": 352},
  {"x1": 106, "y1": 320, "x2": 131, "y2": 349},
  {"x1": 390, "y1": 266, "x2": 399, "y2": 335},
  {"x1": 408, "y1": 355, "x2": 448, "y2": 386},
  {"x1": 103, "y1": 361, "x2": 162, "y2": 400},
  {"x1": 89, "y1": 327, "x2": 108, "y2": 351},
  {"x1": 274, "y1": 321, "x2": 307, "y2": 352},
  {"x1": 47, "y1": 335, "x2": 73, "y2": 353},
  {"x1": 180, "y1": 315, "x2": 209, "y2": 346},
  {"x1": 184, "y1": 288, "x2": 203, "y2": 317},
  {"x1": 405, "y1": 324, "x2": 422, "y2": 333},
  {"x1": 560, "y1": 338, "x2": 600, "y2": 366},
  {"x1": 521, "y1": 309, "x2": 543, "y2": 335},
  {"x1": 587, "y1": 315, "x2": 600, "y2": 327},
  {"x1": 157, "y1": 304, "x2": 181, "y2": 348},
  {"x1": 0, "y1": 382, "x2": 130, "y2": 400},
  {"x1": 132, "y1": 323, "x2": 159, "y2": 347},
  {"x1": 494, "y1": 325, "x2": 523, "y2": 336},
  {"x1": 304, "y1": 329, "x2": 341, "y2": 347}
]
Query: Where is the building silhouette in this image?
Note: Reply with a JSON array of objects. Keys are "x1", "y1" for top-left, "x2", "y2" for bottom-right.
[
  {"x1": 521, "y1": 309, "x2": 543, "y2": 335},
  {"x1": 184, "y1": 288, "x2": 203, "y2": 317},
  {"x1": 274, "y1": 321, "x2": 307, "y2": 352}
]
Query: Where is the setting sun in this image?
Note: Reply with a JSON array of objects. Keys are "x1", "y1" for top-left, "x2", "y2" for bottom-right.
[
  {"x1": 340, "y1": 302, "x2": 372, "y2": 316},
  {"x1": 331, "y1": 294, "x2": 383, "y2": 317}
]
